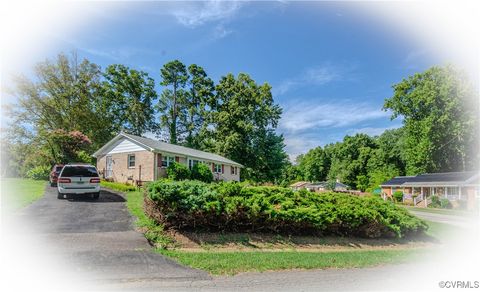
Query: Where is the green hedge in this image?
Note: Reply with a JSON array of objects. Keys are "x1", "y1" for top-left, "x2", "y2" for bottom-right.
[
  {"x1": 166, "y1": 162, "x2": 191, "y2": 180},
  {"x1": 100, "y1": 180, "x2": 137, "y2": 192},
  {"x1": 191, "y1": 163, "x2": 213, "y2": 183},
  {"x1": 146, "y1": 180, "x2": 428, "y2": 238}
]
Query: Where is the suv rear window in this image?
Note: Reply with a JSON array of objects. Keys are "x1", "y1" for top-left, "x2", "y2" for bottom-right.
[
  {"x1": 60, "y1": 166, "x2": 99, "y2": 177},
  {"x1": 55, "y1": 166, "x2": 64, "y2": 173}
]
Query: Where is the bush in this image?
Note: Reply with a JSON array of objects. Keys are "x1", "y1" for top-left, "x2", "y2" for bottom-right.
[
  {"x1": 191, "y1": 163, "x2": 213, "y2": 183},
  {"x1": 26, "y1": 165, "x2": 50, "y2": 180},
  {"x1": 100, "y1": 180, "x2": 137, "y2": 192},
  {"x1": 166, "y1": 162, "x2": 191, "y2": 181},
  {"x1": 429, "y1": 195, "x2": 441, "y2": 208},
  {"x1": 393, "y1": 191, "x2": 403, "y2": 203},
  {"x1": 440, "y1": 198, "x2": 452, "y2": 209},
  {"x1": 146, "y1": 180, "x2": 428, "y2": 238}
]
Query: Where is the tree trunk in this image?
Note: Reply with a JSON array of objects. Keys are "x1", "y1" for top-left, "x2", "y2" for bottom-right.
[{"x1": 171, "y1": 80, "x2": 177, "y2": 144}]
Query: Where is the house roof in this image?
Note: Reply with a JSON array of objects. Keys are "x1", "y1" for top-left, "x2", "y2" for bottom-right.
[
  {"x1": 290, "y1": 181, "x2": 349, "y2": 189},
  {"x1": 93, "y1": 133, "x2": 243, "y2": 167},
  {"x1": 290, "y1": 181, "x2": 310, "y2": 187},
  {"x1": 381, "y1": 171, "x2": 479, "y2": 187}
]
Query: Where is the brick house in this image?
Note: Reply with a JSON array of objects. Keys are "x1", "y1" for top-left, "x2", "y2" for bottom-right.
[
  {"x1": 380, "y1": 171, "x2": 479, "y2": 210},
  {"x1": 92, "y1": 133, "x2": 243, "y2": 184}
]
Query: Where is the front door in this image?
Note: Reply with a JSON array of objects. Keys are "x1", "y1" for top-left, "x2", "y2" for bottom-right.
[{"x1": 106, "y1": 156, "x2": 113, "y2": 178}]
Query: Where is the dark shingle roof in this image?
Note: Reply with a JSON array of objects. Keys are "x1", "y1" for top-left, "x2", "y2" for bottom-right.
[
  {"x1": 381, "y1": 176, "x2": 416, "y2": 186},
  {"x1": 381, "y1": 171, "x2": 479, "y2": 187}
]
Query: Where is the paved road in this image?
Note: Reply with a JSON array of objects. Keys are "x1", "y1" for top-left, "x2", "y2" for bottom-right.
[
  {"x1": 407, "y1": 210, "x2": 478, "y2": 228},
  {"x1": 7, "y1": 185, "x2": 209, "y2": 285}
]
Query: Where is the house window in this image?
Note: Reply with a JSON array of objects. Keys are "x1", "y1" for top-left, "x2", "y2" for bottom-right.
[
  {"x1": 127, "y1": 154, "x2": 135, "y2": 168},
  {"x1": 161, "y1": 156, "x2": 175, "y2": 168},
  {"x1": 214, "y1": 163, "x2": 222, "y2": 173},
  {"x1": 231, "y1": 166, "x2": 235, "y2": 175}
]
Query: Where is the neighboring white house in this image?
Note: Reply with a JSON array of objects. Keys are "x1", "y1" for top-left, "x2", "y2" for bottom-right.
[{"x1": 93, "y1": 133, "x2": 243, "y2": 183}]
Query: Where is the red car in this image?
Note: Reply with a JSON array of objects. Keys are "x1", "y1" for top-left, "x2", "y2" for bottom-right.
[{"x1": 49, "y1": 164, "x2": 64, "y2": 186}]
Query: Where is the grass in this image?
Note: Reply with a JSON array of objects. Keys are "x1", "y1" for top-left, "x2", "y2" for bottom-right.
[
  {"x1": 160, "y1": 249, "x2": 424, "y2": 275},
  {"x1": 1, "y1": 178, "x2": 47, "y2": 210}
]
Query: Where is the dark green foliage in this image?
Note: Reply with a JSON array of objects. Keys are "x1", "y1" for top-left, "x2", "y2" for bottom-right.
[
  {"x1": 213, "y1": 73, "x2": 285, "y2": 182},
  {"x1": 166, "y1": 162, "x2": 191, "y2": 180},
  {"x1": 393, "y1": 191, "x2": 404, "y2": 203},
  {"x1": 440, "y1": 198, "x2": 452, "y2": 209},
  {"x1": 191, "y1": 163, "x2": 213, "y2": 183},
  {"x1": 26, "y1": 165, "x2": 50, "y2": 180},
  {"x1": 384, "y1": 65, "x2": 478, "y2": 174},
  {"x1": 146, "y1": 180, "x2": 428, "y2": 238},
  {"x1": 102, "y1": 64, "x2": 158, "y2": 136},
  {"x1": 429, "y1": 195, "x2": 441, "y2": 208}
]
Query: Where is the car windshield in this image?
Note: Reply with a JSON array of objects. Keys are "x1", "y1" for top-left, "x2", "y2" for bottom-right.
[{"x1": 60, "y1": 166, "x2": 98, "y2": 177}]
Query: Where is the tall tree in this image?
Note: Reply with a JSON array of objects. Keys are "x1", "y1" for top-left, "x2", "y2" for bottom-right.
[
  {"x1": 184, "y1": 64, "x2": 215, "y2": 148},
  {"x1": 297, "y1": 146, "x2": 330, "y2": 182},
  {"x1": 157, "y1": 60, "x2": 189, "y2": 144},
  {"x1": 6, "y1": 52, "x2": 103, "y2": 142},
  {"x1": 213, "y1": 73, "x2": 285, "y2": 181},
  {"x1": 102, "y1": 64, "x2": 157, "y2": 136},
  {"x1": 384, "y1": 65, "x2": 478, "y2": 174},
  {"x1": 326, "y1": 134, "x2": 376, "y2": 189}
]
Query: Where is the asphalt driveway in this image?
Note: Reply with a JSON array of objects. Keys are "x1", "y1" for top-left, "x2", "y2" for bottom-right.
[{"x1": 12, "y1": 185, "x2": 209, "y2": 284}]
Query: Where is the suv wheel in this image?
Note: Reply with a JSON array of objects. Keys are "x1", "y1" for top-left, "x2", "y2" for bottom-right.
[
  {"x1": 93, "y1": 192, "x2": 100, "y2": 200},
  {"x1": 57, "y1": 192, "x2": 65, "y2": 199}
]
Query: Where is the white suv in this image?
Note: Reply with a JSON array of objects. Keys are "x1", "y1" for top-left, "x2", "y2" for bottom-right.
[{"x1": 57, "y1": 164, "x2": 101, "y2": 199}]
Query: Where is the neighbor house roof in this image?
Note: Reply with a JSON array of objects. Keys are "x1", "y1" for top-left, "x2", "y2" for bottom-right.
[
  {"x1": 290, "y1": 181, "x2": 310, "y2": 188},
  {"x1": 93, "y1": 133, "x2": 243, "y2": 167},
  {"x1": 381, "y1": 171, "x2": 479, "y2": 187},
  {"x1": 290, "y1": 181, "x2": 349, "y2": 189}
]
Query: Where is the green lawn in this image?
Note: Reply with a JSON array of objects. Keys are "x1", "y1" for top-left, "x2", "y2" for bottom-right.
[
  {"x1": 1, "y1": 178, "x2": 47, "y2": 210},
  {"x1": 160, "y1": 249, "x2": 424, "y2": 275}
]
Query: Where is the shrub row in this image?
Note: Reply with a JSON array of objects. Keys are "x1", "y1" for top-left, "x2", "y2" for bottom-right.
[
  {"x1": 100, "y1": 180, "x2": 137, "y2": 192},
  {"x1": 145, "y1": 180, "x2": 428, "y2": 238},
  {"x1": 167, "y1": 162, "x2": 213, "y2": 183}
]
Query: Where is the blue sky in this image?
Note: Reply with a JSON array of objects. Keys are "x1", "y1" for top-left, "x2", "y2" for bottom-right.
[{"x1": 11, "y1": 1, "x2": 445, "y2": 159}]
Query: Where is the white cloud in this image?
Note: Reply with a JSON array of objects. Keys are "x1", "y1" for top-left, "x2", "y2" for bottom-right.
[
  {"x1": 279, "y1": 101, "x2": 389, "y2": 133},
  {"x1": 283, "y1": 136, "x2": 325, "y2": 162},
  {"x1": 171, "y1": 1, "x2": 243, "y2": 28},
  {"x1": 273, "y1": 63, "x2": 355, "y2": 95},
  {"x1": 212, "y1": 24, "x2": 233, "y2": 39}
]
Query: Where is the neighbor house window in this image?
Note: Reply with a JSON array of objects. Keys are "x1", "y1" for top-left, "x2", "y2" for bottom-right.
[
  {"x1": 161, "y1": 156, "x2": 175, "y2": 168},
  {"x1": 231, "y1": 166, "x2": 235, "y2": 175},
  {"x1": 447, "y1": 187, "x2": 459, "y2": 196},
  {"x1": 128, "y1": 154, "x2": 135, "y2": 168},
  {"x1": 214, "y1": 163, "x2": 222, "y2": 173}
]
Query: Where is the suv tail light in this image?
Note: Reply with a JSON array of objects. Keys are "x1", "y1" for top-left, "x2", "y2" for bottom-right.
[
  {"x1": 90, "y1": 178, "x2": 101, "y2": 183},
  {"x1": 58, "y1": 178, "x2": 71, "y2": 183}
]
